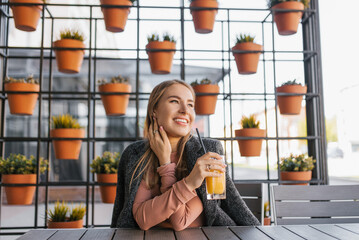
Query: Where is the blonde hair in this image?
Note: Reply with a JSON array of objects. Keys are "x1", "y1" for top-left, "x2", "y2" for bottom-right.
[{"x1": 130, "y1": 80, "x2": 195, "y2": 189}]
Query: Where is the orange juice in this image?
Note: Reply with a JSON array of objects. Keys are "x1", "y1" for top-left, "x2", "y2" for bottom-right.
[{"x1": 206, "y1": 170, "x2": 225, "y2": 194}]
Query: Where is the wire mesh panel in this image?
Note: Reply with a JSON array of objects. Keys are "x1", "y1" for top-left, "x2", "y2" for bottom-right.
[{"x1": 0, "y1": 0, "x2": 326, "y2": 236}]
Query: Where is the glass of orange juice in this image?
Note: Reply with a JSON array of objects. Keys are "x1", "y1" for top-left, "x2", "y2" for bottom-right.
[{"x1": 206, "y1": 156, "x2": 226, "y2": 200}]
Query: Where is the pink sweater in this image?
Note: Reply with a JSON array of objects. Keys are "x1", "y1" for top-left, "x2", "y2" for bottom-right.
[{"x1": 132, "y1": 152, "x2": 205, "y2": 231}]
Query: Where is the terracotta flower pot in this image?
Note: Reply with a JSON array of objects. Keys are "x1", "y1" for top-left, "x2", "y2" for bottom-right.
[
  {"x1": 50, "y1": 128, "x2": 85, "y2": 160},
  {"x1": 146, "y1": 41, "x2": 176, "y2": 74},
  {"x1": 264, "y1": 217, "x2": 271, "y2": 226},
  {"x1": 192, "y1": 84, "x2": 219, "y2": 115},
  {"x1": 5, "y1": 82, "x2": 39, "y2": 115},
  {"x1": 232, "y1": 42, "x2": 262, "y2": 74},
  {"x1": 190, "y1": 0, "x2": 218, "y2": 34},
  {"x1": 53, "y1": 39, "x2": 85, "y2": 74},
  {"x1": 99, "y1": 83, "x2": 131, "y2": 116},
  {"x1": 2, "y1": 174, "x2": 36, "y2": 205},
  {"x1": 280, "y1": 171, "x2": 312, "y2": 185},
  {"x1": 235, "y1": 128, "x2": 266, "y2": 157},
  {"x1": 276, "y1": 84, "x2": 307, "y2": 115},
  {"x1": 271, "y1": 2, "x2": 305, "y2": 36},
  {"x1": 97, "y1": 173, "x2": 117, "y2": 203},
  {"x1": 100, "y1": 0, "x2": 132, "y2": 33},
  {"x1": 48, "y1": 219, "x2": 83, "y2": 229},
  {"x1": 10, "y1": 0, "x2": 43, "y2": 32}
]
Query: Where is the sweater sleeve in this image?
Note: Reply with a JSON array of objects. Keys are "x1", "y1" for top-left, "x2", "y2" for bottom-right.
[
  {"x1": 157, "y1": 163, "x2": 177, "y2": 193},
  {"x1": 132, "y1": 178, "x2": 197, "y2": 230}
]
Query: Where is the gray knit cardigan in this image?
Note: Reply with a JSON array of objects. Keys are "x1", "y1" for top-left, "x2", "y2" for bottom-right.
[{"x1": 110, "y1": 136, "x2": 260, "y2": 228}]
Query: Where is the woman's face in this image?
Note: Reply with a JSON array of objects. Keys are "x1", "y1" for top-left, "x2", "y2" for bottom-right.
[{"x1": 153, "y1": 83, "x2": 195, "y2": 139}]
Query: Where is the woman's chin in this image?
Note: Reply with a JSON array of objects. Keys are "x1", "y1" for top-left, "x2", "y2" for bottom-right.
[{"x1": 166, "y1": 129, "x2": 191, "y2": 138}]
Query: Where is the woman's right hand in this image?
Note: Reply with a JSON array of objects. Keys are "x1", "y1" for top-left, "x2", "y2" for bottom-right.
[{"x1": 184, "y1": 152, "x2": 226, "y2": 191}]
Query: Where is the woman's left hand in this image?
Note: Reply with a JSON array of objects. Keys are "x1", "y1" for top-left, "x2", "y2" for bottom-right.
[{"x1": 148, "y1": 117, "x2": 172, "y2": 166}]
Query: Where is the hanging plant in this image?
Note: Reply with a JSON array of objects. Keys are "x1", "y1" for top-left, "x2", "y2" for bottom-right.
[
  {"x1": 4, "y1": 75, "x2": 39, "y2": 115},
  {"x1": 100, "y1": 0, "x2": 136, "y2": 33},
  {"x1": 146, "y1": 33, "x2": 176, "y2": 74},
  {"x1": 279, "y1": 153, "x2": 315, "y2": 185},
  {"x1": 50, "y1": 114, "x2": 85, "y2": 160},
  {"x1": 276, "y1": 79, "x2": 307, "y2": 115},
  {"x1": 0, "y1": 154, "x2": 48, "y2": 205},
  {"x1": 232, "y1": 34, "x2": 262, "y2": 75},
  {"x1": 189, "y1": 0, "x2": 218, "y2": 34},
  {"x1": 235, "y1": 115, "x2": 266, "y2": 157},
  {"x1": 190, "y1": 78, "x2": 219, "y2": 115},
  {"x1": 268, "y1": 0, "x2": 310, "y2": 35},
  {"x1": 90, "y1": 151, "x2": 120, "y2": 203},
  {"x1": 9, "y1": 0, "x2": 46, "y2": 32},
  {"x1": 47, "y1": 200, "x2": 86, "y2": 228},
  {"x1": 53, "y1": 29, "x2": 86, "y2": 74},
  {"x1": 98, "y1": 75, "x2": 131, "y2": 116}
]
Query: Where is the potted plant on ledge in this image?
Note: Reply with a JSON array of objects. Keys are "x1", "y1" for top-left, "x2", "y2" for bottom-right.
[
  {"x1": 98, "y1": 75, "x2": 131, "y2": 116},
  {"x1": 50, "y1": 114, "x2": 85, "y2": 160},
  {"x1": 4, "y1": 75, "x2": 39, "y2": 115},
  {"x1": 232, "y1": 34, "x2": 262, "y2": 75},
  {"x1": 0, "y1": 154, "x2": 47, "y2": 205},
  {"x1": 235, "y1": 114, "x2": 266, "y2": 157},
  {"x1": 100, "y1": 0, "x2": 136, "y2": 32},
  {"x1": 189, "y1": 0, "x2": 218, "y2": 34},
  {"x1": 146, "y1": 33, "x2": 176, "y2": 74},
  {"x1": 190, "y1": 78, "x2": 219, "y2": 115},
  {"x1": 268, "y1": 0, "x2": 310, "y2": 35},
  {"x1": 47, "y1": 200, "x2": 86, "y2": 228},
  {"x1": 90, "y1": 151, "x2": 120, "y2": 204},
  {"x1": 279, "y1": 153, "x2": 315, "y2": 185},
  {"x1": 276, "y1": 79, "x2": 307, "y2": 115},
  {"x1": 53, "y1": 29, "x2": 85, "y2": 74},
  {"x1": 9, "y1": 0, "x2": 45, "y2": 32}
]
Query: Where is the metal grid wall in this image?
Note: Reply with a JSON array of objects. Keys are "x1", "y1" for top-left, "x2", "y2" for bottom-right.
[{"x1": 0, "y1": 0, "x2": 326, "y2": 236}]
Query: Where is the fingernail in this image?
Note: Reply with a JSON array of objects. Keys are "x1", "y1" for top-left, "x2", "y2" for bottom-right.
[{"x1": 160, "y1": 126, "x2": 163, "y2": 130}]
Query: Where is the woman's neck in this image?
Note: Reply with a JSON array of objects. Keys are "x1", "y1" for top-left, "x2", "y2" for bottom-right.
[{"x1": 169, "y1": 137, "x2": 179, "y2": 153}]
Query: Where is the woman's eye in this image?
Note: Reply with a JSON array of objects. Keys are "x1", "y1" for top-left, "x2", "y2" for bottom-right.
[
  {"x1": 170, "y1": 100, "x2": 179, "y2": 103},
  {"x1": 188, "y1": 104, "x2": 194, "y2": 108}
]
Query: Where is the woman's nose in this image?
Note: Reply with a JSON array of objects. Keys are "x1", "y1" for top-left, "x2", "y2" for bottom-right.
[{"x1": 179, "y1": 102, "x2": 188, "y2": 113}]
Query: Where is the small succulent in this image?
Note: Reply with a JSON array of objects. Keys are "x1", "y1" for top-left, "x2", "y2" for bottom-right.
[
  {"x1": 267, "y1": 0, "x2": 310, "y2": 9},
  {"x1": 147, "y1": 33, "x2": 176, "y2": 43},
  {"x1": 90, "y1": 151, "x2": 120, "y2": 174},
  {"x1": 129, "y1": 0, "x2": 136, "y2": 3},
  {"x1": 190, "y1": 78, "x2": 213, "y2": 87},
  {"x1": 51, "y1": 114, "x2": 82, "y2": 129},
  {"x1": 279, "y1": 153, "x2": 316, "y2": 171},
  {"x1": 235, "y1": 34, "x2": 255, "y2": 44},
  {"x1": 264, "y1": 201, "x2": 270, "y2": 218},
  {"x1": 0, "y1": 154, "x2": 48, "y2": 174},
  {"x1": 241, "y1": 114, "x2": 260, "y2": 129},
  {"x1": 97, "y1": 75, "x2": 129, "y2": 85},
  {"x1": 4, "y1": 75, "x2": 39, "y2": 84},
  {"x1": 279, "y1": 79, "x2": 302, "y2": 87},
  {"x1": 47, "y1": 200, "x2": 86, "y2": 222},
  {"x1": 59, "y1": 29, "x2": 85, "y2": 42}
]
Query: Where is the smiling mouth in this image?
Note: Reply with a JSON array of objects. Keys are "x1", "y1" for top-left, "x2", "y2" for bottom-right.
[{"x1": 174, "y1": 118, "x2": 189, "y2": 124}]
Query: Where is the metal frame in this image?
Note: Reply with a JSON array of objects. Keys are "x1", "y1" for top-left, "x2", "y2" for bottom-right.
[{"x1": 0, "y1": 0, "x2": 326, "y2": 236}]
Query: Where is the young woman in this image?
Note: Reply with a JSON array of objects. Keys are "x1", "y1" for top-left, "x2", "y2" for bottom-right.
[{"x1": 111, "y1": 80, "x2": 260, "y2": 230}]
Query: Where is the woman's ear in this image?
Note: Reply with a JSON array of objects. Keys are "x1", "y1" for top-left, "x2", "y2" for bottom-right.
[{"x1": 152, "y1": 111, "x2": 157, "y2": 117}]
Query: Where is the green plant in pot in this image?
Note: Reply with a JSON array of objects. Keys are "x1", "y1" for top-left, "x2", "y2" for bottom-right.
[
  {"x1": 4, "y1": 75, "x2": 40, "y2": 115},
  {"x1": 146, "y1": 33, "x2": 176, "y2": 74},
  {"x1": 47, "y1": 200, "x2": 86, "y2": 228},
  {"x1": 268, "y1": 0, "x2": 310, "y2": 35},
  {"x1": 90, "y1": 151, "x2": 120, "y2": 203},
  {"x1": 232, "y1": 34, "x2": 262, "y2": 74},
  {"x1": 279, "y1": 153, "x2": 315, "y2": 185},
  {"x1": 190, "y1": 78, "x2": 219, "y2": 115},
  {"x1": 53, "y1": 29, "x2": 86, "y2": 74},
  {"x1": 276, "y1": 79, "x2": 307, "y2": 115},
  {"x1": 263, "y1": 201, "x2": 271, "y2": 225},
  {"x1": 50, "y1": 114, "x2": 85, "y2": 160},
  {"x1": 235, "y1": 114, "x2": 266, "y2": 157},
  {"x1": 98, "y1": 75, "x2": 132, "y2": 116},
  {"x1": 0, "y1": 154, "x2": 48, "y2": 205}
]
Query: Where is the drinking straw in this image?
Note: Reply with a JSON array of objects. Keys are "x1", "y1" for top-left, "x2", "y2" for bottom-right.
[{"x1": 196, "y1": 128, "x2": 207, "y2": 153}]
